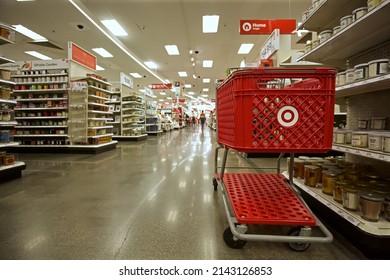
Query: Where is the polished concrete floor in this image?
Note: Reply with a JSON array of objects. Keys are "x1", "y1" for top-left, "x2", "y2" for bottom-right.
[{"x1": 0, "y1": 126, "x2": 365, "y2": 260}]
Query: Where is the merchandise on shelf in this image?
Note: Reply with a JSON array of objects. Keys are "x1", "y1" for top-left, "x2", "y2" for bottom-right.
[
  {"x1": 80, "y1": 75, "x2": 115, "y2": 144},
  {"x1": 296, "y1": 0, "x2": 390, "y2": 257},
  {"x1": 121, "y1": 94, "x2": 146, "y2": 136},
  {"x1": 286, "y1": 155, "x2": 390, "y2": 223}
]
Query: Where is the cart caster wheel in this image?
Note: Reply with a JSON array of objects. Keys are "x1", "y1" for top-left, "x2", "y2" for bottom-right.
[
  {"x1": 212, "y1": 178, "x2": 218, "y2": 191},
  {"x1": 223, "y1": 227, "x2": 247, "y2": 249},
  {"x1": 287, "y1": 227, "x2": 311, "y2": 252}
]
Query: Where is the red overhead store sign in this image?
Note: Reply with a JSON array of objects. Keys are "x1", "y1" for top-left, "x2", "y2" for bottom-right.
[
  {"x1": 68, "y1": 42, "x2": 96, "y2": 70},
  {"x1": 150, "y1": 83, "x2": 173, "y2": 90},
  {"x1": 240, "y1": 19, "x2": 296, "y2": 35}
]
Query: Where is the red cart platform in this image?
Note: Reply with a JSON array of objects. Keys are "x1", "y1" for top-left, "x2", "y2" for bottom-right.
[{"x1": 213, "y1": 67, "x2": 335, "y2": 250}]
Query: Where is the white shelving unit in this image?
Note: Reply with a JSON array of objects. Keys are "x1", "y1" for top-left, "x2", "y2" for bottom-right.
[
  {"x1": 283, "y1": 172, "x2": 390, "y2": 236},
  {"x1": 0, "y1": 61, "x2": 26, "y2": 182},
  {"x1": 121, "y1": 95, "x2": 147, "y2": 138},
  {"x1": 145, "y1": 99, "x2": 162, "y2": 135},
  {"x1": 106, "y1": 88, "x2": 121, "y2": 136},
  {"x1": 296, "y1": 0, "x2": 390, "y2": 258},
  {"x1": 11, "y1": 67, "x2": 69, "y2": 146},
  {"x1": 298, "y1": 1, "x2": 390, "y2": 68},
  {"x1": 80, "y1": 75, "x2": 114, "y2": 145}
]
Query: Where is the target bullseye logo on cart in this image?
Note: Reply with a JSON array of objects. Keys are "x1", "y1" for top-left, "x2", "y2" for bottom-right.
[{"x1": 277, "y1": 106, "x2": 299, "y2": 127}]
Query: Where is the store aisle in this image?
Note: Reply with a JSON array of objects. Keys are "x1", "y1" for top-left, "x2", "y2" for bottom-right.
[{"x1": 0, "y1": 126, "x2": 364, "y2": 260}]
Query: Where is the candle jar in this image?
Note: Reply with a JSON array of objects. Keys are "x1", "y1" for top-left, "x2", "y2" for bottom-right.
[{"x1": 304, "y1": 165, "x2": 321, "y2": 187}]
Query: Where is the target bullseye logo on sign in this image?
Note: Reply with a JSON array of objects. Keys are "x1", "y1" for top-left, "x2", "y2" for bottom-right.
[
  {"x1": 277, "y1": 106, "x2": 299, "y2": 127},
  {"x1": 242, "y1": 22, "x2": 252, "y2": 32}
]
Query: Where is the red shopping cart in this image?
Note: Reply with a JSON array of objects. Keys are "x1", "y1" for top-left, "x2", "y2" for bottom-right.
[{"x1": 213, "y1": 67, "x2": 336, "y2": 251}]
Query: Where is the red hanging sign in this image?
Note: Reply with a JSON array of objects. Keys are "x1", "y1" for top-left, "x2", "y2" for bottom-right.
[
  {"x1": 68, "y1": 42, "x2": 96, "y2": 70},
  {"x1": 240, "y1": 19, "x2": 296, "y2": 35},
  {"x1": 150, "y1": 83, "x2": 173, "y2": 90}
]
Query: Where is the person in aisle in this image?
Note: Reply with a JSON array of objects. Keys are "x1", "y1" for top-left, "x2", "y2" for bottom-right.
[
  {"x1": 192, "y1": 115, "x2": 196, "y2": 126},
  {"x1": 199, "y1": 110, "x2": 206, "y2": 130}
]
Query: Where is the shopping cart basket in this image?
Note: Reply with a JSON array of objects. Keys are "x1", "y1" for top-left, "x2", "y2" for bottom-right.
[{"x1": 213, "y1": 67, "x2": 336, "y2": 251}]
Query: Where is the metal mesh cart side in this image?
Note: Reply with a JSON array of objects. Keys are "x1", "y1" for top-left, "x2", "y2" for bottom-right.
[{"x1": 213, "y1": 67, "x2": 336, "y2": 251}]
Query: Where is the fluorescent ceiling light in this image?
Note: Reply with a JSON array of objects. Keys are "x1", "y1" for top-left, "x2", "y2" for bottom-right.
[
  {"x1": 192, "y1": 62, "x2": 196, "y2": 67},
  {"x1": 96, "y1": 65, "x2": 105, "y2": 71},
  {"x1": 203, "y1": 60, "x2": 213, "y2": 68},
  {"x1": 203, "y1": 78, "x2": 210, "y2": 83},
  {"x1": 13, "y1": 24, "x2": 47, "y2": 41},
  {"x1": 178, "y1": 71, "x2": 187, "y2": 77},
  {"x1": 165, "y1": 45, "x2": 180, "y2": 55},
  {"x1": 202, "y1": 15, "x2": 219, "y2": 33},
  {"x1": 144, "y1": 61, "x2": 157, "y2": 69},
  {"x1": 167, "y1": 97, "x2": 172, "y2": 100},
  {"x1": 68, "y1": 0, "x2": 167, "y2": 84},
  {"x1": 188, "y1": 92, "x2": 195, "y2": 95},
  {"x1": 160, "y1": 92, "x2": 166, "y2": 96},
  {"x1": 130, "y1": 73, "x2": 142, "y2": 78},
  {"x1": 238, "y1": 43, "x2": 254, "y2": 54},
  {"x1": 159, "y1": 99, "x2": 164, "y2": 102},
  {"x1": 184, "y1": 84, "x2": 192, "y2": 88},
  {"x1": 17, "y1": 0, "x2": 36, "y2": 1},
  {"x1": 165, "y1": 102, "x2": 170, "y2": 105},
  {"x1": 193, "y1": 74, "x2": 197, "y2": 79},
  {"x1": 203, "y1": 88, "x2": 209, "y2": 92},
  {"x1": 191, "y1": 58, "x2": 195, "y2": 62},
  {"x1": 139, "y1": 89, "x2": 146, "y2": 93},
  {"x1": 92, "y1": 48, "x2": 113, "y2": 58},
  {"x1": 25, "y1": 51, "x2": 52, "y2": 60},
  {"x1": 202, "y1": 94, "x2": 208, "y2": 97},
  {"x1": 101, "y1": 19, "x2": 128, "y2": 36}
]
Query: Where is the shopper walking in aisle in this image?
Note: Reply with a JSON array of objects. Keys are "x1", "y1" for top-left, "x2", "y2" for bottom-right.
[
  {"x1": 192, "y1": 115, "x2": 196, "y2": 127},
  {"x1": 199, "y1": 110, "x2": 206, "y2": 130}
]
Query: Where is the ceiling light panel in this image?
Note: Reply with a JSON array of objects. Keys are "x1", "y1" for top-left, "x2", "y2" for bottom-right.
[
  {"x1": 178, "y1": 71, "x2": 187, "y2": 77},
  {"x1": 203, "y1": 60, "x2": 213, "y2": 68},
  {"x1": 13, "y1": 25, "x2": 47, "y2": 41},
  {"x1": 165, "y1": 45, "x2": 180, "y2": 55},
  {"x1": 130, "y1": 73, "x2": 142, "y2": 78},
  {"x1": 203, "y1": 88, "x2": 209, "y2": 92},
  {"x1": 101, "y1": 19, "x2": 128, "y2": 36},
  {"x1": 238, "y1": 43, "x2": 254, "y2": 54},
  {"x1": 184, "y1": 84, "x2": 192, "y2": 88},
  {"x1": 92, "y1": 48, "x2": 113, "y2": 58},
  {"x1": 202, "y1": 15, "x2": 219, "y2": 33},
  {"x1": 203, "y1": 78, "x2": 210, "y2": 83},
  {"x1": 144, "y1": 61, "x2": 157, "y2": 68},
  {"x1": 96, "y1": 65, "x2": 105, "y2": 71},
  {"x1": 25, "y1": 51, "x2": 52, "y2": 60}
]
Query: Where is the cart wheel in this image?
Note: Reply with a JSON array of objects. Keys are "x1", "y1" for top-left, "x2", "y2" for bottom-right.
[
  {"x1": 287, "y1": 227, "x2": 311, "y2": 252},
  {"x1": 223, "y1": 227, "x2": 247, "y2": 249},
  {"x1": 212, "y1": 178, "x2": 218, "y2": 191}
]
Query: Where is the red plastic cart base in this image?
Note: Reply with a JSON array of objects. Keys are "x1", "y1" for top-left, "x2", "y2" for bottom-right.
[{"x1": 222, "y1": 173, "x2": 316, "y2": 226}]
